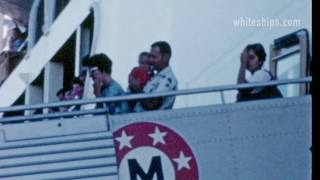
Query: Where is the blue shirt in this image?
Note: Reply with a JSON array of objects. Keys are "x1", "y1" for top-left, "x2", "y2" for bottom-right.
[
  {"x1": 10, "y1": 38, "x2": 24, "y2": 52},
  {"x1": 97, "y1": 80, "x2": 128, "y2": 114}
]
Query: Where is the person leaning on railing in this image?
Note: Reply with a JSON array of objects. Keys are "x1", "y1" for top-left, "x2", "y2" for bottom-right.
[
  {"x1": 82, "y1": 53, "x2": 128, "y2": 114},
  {"x1": 49, "y1": 88, "x2": 69, "y2": 113},
  {"x1": 134, "y1": 41, "x2": 178, "y2": 112},
  {"x1": 237, "y1": 43, "x2": 282, "y2": 102}
]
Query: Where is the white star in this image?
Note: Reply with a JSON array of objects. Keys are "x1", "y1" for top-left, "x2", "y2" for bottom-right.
[
  {"x1": 173, "y1": 151, "x2": 192, "y2": 171},
  {"x1": 148, "y1": 127, "x2": 167, "y2": 146},
  {"x1": 115, "y1": 130, "x2": 134, "y2": 150}
]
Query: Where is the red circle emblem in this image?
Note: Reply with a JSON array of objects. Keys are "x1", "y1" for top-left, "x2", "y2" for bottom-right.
[{"x1": 113, "y1": 122, "x2": 199, "y2": 180}]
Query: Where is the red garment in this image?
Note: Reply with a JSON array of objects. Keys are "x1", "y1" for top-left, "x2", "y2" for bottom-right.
[{"x1": 129, "y1": 66, "x2": 151, "y2": 88}]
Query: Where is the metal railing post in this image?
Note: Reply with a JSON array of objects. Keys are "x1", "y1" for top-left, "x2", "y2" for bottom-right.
[{"x1": 220, "y1": 91, "x2": 226, "y2": 104}]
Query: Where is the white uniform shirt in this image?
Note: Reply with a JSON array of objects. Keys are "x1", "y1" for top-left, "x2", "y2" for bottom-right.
[
  {"x1": 247, "y1": 69, "x2": 271, "y2": 93},
  {"x1": 134, "y1": 66, "x2": 177, "y2": 112}
]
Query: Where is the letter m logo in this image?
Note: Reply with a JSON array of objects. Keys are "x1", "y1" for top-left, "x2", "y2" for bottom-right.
[{"x1": 128, "y1": 156, "x2": 164, "y2": 180}]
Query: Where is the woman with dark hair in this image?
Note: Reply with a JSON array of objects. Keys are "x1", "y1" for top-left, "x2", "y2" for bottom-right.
[{"x1": 237, "y1": 43, "x2": 282, "y2": 101}]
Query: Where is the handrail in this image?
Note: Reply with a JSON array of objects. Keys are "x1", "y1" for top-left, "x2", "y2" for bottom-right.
[
  {"x1": 17, "y1": 39, "x2": 28, "y2": 52},
  {"x1": 0, "y1": 77, "x2": 311, "y2": 114},
  {"x1": 0, "y1": 109, "x2": 108, "y2": 123}
]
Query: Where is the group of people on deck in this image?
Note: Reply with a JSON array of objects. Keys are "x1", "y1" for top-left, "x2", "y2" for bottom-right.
[
  {"x1": 55, "y1": 41, "x2": 281, "y2": 115},
  {"x1": 81, "y1": 41, "x2": 177, "y2": 114}
]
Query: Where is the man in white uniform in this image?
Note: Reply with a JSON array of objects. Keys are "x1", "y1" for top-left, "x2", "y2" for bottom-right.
[{"x1": 135, "y1": 41, "x2": 177, "y2": 112}]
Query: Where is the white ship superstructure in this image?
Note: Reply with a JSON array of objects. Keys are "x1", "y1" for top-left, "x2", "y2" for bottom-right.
[{"x1": 0, "y1": 0, "x2": 312, "y2": 179}]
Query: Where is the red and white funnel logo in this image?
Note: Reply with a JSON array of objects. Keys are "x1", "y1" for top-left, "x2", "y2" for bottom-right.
[{"x1": 113, "y1": 122, "x2": 199, "y2": 180}]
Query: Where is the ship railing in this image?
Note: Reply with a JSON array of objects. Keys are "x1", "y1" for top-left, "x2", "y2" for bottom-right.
[{"x1": 0, "y1": 76, "x2": 312, "y2": 123}]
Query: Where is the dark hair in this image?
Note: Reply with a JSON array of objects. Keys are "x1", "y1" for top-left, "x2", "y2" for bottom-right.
[
  {"x1": 72, "y1": 77, "x2": 84, "y2": 87},
  {"x1": 245, "y1": 43, "x2": 266, "y2": 63},
  {"x1": 80, "y1": 69, "x2": 87, "y2": 77},
  {"x1": 12, "y1": 27, "x2": 22, "y2": 34},
  {"x1": 82, "y1": 53, "x2": 112, "y2": 74},
  {"x1": 11, "y1": 27, "x2": 23, "y2": 39},
  {"x1": 139, "y1": 52, "x2": 149, "y2": 58},
  {"x1": 151, "y1": 41, "x2": 172, "y2": 59}
]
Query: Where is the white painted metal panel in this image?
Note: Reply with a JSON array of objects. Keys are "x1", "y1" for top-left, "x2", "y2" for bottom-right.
[
  {"x1": 1, "y1": 115, "x2": 108, "y2": 141},
  {"x1": 0, "y1": 148, "x2": 116, "y2": 168},
  {"x1": 1, "y1": 167, "x2": 118, "y2": 180},
  {"x1": 110, "y1": 96, "x2": 311, "y2": 180},
  {"x1": 0, "y1": 115, "x2": 118, "y2": 180},
  {"x1": 0, "y1": 131, "x2": 111, "y2": 149},
  {"x1": 0, "y1": 96, "x2": 311, "y2": 179},
  {"x1": 0, "y1": 140, "x2": 114, "y2": 159}
]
